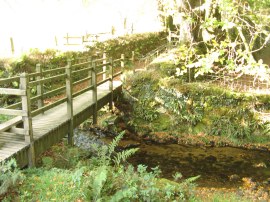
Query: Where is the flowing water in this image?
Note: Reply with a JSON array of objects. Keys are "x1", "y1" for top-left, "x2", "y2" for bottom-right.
[{"x1": 75, "y1": 129, "x2": 270, "y2": 188}]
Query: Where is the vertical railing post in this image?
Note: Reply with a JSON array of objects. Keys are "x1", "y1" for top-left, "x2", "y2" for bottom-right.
[
  {"x1": 36, "y1": 64, "x2": 44, "y2": 111},
  {"x1": 102, "y1": 52, "x2": 107, "y2": 81},
  {"x1": 20, "y1": 73, "x2": 35, "y2": 167},
  {"x1": 10, "y1": 37, "x2": 15, "y2": 55},
  {"x1": 66, "y1": 59, "x2": 74, "y2": 145},
  {"x1": 131, "y1": 51, "x2": 135, "y2": 74},
  {"x1": 168, "y1": 30, "x2": 172, "y2": 45},
  {"x1": 66, "y1": 33, "x2": 69, "y2": 45},
  {"x1": 55, "y1": 36, "x2": 58, "y2": 46},
  {"x1": 121, "y1": 54, "x2": 125, "y2": 72},
  {"x1": 88, "y1": 56, "x2": 92, "y2": 87},
  {"x1": 92, "y1": 60, "x2": 97, "y2": 124},
  {"x1": 109, "y1": 58, "x2": 114, "y2": 110}
]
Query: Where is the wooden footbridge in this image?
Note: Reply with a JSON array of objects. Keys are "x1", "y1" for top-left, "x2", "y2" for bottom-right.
[{"x1": 0, "y1": 53, "x2": 130, "y2": 167}]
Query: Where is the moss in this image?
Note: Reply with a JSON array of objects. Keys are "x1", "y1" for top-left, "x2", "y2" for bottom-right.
[{"x1": 151, "y1": 113, "x2": 172, "y2": 131}]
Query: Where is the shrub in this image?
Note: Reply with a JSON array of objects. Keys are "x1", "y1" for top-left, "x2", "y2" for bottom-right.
[{"x1": 0, "y1": 159, "x2": 24, "y2": 196}]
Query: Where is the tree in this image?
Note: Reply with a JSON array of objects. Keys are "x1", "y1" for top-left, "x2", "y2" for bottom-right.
[{"x1": 157, "y1": 0, "x2": 270, "y2": 82}]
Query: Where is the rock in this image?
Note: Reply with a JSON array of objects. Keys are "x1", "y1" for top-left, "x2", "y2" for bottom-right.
[
  {"x1": 74, "y1": 129, "x2": 106, "y2": 152},
  {"x1": 204, "y1": 155, "x2": 217, "y2": 162},
  {"x1": 229, "y1": 174, "x2": 240, "y2": 181}
]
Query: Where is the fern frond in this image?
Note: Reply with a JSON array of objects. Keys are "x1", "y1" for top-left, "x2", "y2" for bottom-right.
[
  {"x1": 92, "y1": 166, "x2": 108, "y2": 200},
  {"x1": 113, "y1": 148, "x2": 139, "y2": 166},
  {"x1": 184, "y1": 175, "x2": 200, "y2": 183},
  {"x1": 263, "y1": 122, "x2": 270, "y2": 135},
  {"x1": 108, "y1": 131, "x2": 125, "y2": 157}
]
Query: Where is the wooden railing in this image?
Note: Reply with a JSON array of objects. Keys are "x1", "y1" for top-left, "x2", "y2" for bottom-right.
[
  {"x1": 168, "y1": 30, "x2": 180, "y2": 45},
  {"x1": 0, "y1": 53, "x2": 125, "y2": 165}
]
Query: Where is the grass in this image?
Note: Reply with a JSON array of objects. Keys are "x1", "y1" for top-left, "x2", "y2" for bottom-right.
[
  {"x1": 0, "y1": 115, "x2": 14, "y2": 124},
  {"x1": 18, "y1": 168, "x2": 85, "y2": 202}
]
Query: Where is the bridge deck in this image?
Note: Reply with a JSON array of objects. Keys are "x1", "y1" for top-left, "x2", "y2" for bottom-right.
[{"x1": 0, "y1": 81, "x2": 122, "y2": 167}]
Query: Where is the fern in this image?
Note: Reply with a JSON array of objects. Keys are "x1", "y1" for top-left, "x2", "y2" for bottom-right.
[
  {"x1": 0, "y1": 159, "x2": 24, "y2": 195},
  {"x1": 113, "y1": 148, "x2": 139, "y2": 167},
  {"x1": 108, "y1": 131, "x2": 125, "y2": 158},
  {"x1": 263, "y1": 122, "x2": 270, "y2": 135},
  {"x1": 91, "y1": 166, "x2": 108, "y2": 201}
]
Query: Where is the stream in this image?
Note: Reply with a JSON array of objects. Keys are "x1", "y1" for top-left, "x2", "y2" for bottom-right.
[{"x1": 75, "y1": 129, "x2": 270, "y2": 188}]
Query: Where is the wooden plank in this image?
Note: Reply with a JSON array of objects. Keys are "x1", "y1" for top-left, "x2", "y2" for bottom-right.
[
  {"x1": 92, "y1": 61, "x2": 97, "y2": 124},
  {"x1": 0, "y1": 146, "x2": 25, "y2": 153},
  {"x1": 36, "y1": 64, "x2": 44, "y2": 109},
  {"x1": 10, "y1": 127, "x2": 26, "y2": 135},
  {"x1": 0, "y1": 108, "x2": 26, "y2": 116},
  {"x1": 73, "y1": 86, "x2": 93, "y2": 98},
  {"x1": 0, "y1": 137, "x2": 25, "y2": 143},
  {"x1": 5, "y1": 102, "x2": 22, "y2": 109},
  {"x1": 29, "y1": 73, "x2": 66, "y2": 87},
  {"x1": 40, "y1": 86, "x2": 66, "y2": 100},
  {"x1": 0, "y1": 116, "x2": 22, "y2": 132},
  {"x1": 66, "y1": 60, "x2": 74, "y2": 145},
  {"x1": 31, "y1": 97, "x2": 67, "y2": 117},
  {"x1": 0, "y1": 88, "x2": 26, "y2": 96},
  {"x1": 42, "y1": 66, "x2": 66, "y2": 76},
  {"x1": 97, "y1": 78, "x2": 110, "y2": 86},
  {"x1": 72, "y1": 61, "x2": 91, "y2": 68},
  {"x1": 73, "y1": 76, "x2": 92, "y2": 87},
  {"x1": 72, "y1": 67, "x2": 92, "y2": 75},
  {"x1": 0, "y1": 138, "x2": 25, "y2": 144},
  {"x1": 0, "y1": 143, "x2": 24, "y2": 150},
  {"x1": 97, "y1": 70, "x2": 107, "y2": 77},
  {"x1": 113, "y1": 71, "x2": 122, "y2": 78},
  {"x1": 0, "y1": 76, "x2": 20, "y2": 85},
  {"x1": 20, "y1": 73, "x2": 35, "y2": 167},
  {"x1": 109, "y1": 58, "x2": 113, "y2": 110}
]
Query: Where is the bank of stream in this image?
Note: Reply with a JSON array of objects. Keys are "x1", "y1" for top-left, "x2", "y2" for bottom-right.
[{"x1": 75, "y1": 128, "x2": 270, "y2": 189}]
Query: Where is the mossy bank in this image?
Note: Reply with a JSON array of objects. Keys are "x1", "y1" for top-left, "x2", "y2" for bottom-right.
[{"x1": 120, "y1": 56, "x2": 270, "y2": 150}]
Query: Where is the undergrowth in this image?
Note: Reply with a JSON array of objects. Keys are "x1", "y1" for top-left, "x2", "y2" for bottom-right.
[
  {"x1": 0, "y1": 159, "x2": 24, "y2": 196},
  {"x1": 124, "y1": 68, "x2": 270, "y2": 145},
  {"x1": 1, "y1": 132, "x2": 198, "y2": 201}
]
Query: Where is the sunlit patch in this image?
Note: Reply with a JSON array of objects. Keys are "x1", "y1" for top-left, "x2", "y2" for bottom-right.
[{"x1": 0, "y1": 0, "x2": 162, "y2": 58}]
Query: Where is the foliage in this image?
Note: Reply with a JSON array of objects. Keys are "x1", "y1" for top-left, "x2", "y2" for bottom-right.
[
  {"x1": 158, "y1": 0, "x2": 270, "y2": 82},
  {"x1": 18, "y1": 168, "x2": 86, "y2": 201},
  {"x1": 0, "y1": 115, "x2": 14, "y2": 124},
  {"x1": 88, "y1": 131, "x2": 139, "y2": 167},
  {"x1": 128, "y1": 70, "x2": 161, "y2": 122},
  {"x1": 0, "y1": 32, "x2": 166, "y2": 79},
  {"x1": 125, "y1": 69, "x2": 270, "y2": 143},
  {"x1": 157, "y1": 87, "x2": 204, "y2": 126},
  {"x1": 0, "y1": 159, "x2": 24, "y2": 196},
  {"x1": 2, "y1": 133, "x2": 197, "y2": 201},
  {"x1": 91, "y1": 32, "x2": 167, "y2": 60}
]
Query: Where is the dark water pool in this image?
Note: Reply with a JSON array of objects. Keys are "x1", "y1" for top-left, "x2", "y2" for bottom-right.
[
  {"x1": 126, "y1": 141, "x2": 270, "y2": 188},
  {"x1": 76, "y1": 130, "x2": 270, "y2": 188}
]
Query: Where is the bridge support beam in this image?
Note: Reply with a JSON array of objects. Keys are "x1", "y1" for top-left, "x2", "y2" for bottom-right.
[
  {"x1": 66, "y1": 60, "x2": 74, "y2": 146},
  {"x1": 109, "y1": 58, "x2": 114, "y2": 110},
  {"x1": 20, "y1": 73, "x2": 36, "y2": 167},
  {"x1": 92, "y1": 60, "x2": 97, "y2": 124}
]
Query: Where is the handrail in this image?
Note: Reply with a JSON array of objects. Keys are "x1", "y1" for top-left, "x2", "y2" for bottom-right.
[
  {"x1": 72, "y1": 66, "x2": 93, "y2": 75},
  {"x1": 73, "y1": 76, "x2": 92, "y2": 87},
  {"x1": 72, "y1": 61, "x2": 91, "y2": 68},
  {"x1": 0, "y1": 52, "x2": 128, "y2": 166},
  {"x1": 29, "y1": 73, "x2": 66, "y2": 87},
  {"x1": 0, "y1": 88, "x2": 26, "y2": 96},
  {"x1": 42, "y1": 66, "x2": 66, "y2": 76},
  {"x1": 0, "y1": 76, "x2": 20, "y2": 85},
  {"x1": 31, "y1": 97, "x2": 67, "y2": 117}
]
